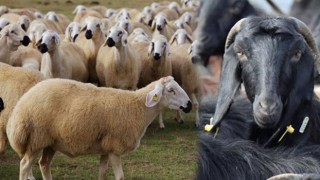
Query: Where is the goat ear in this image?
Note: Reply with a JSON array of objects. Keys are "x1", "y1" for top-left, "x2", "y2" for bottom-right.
[
  {"x1": 145, "y1": 84, "x2": 164, "y2": 107},
  {"x1": 169, "y1": 32, "x2": 177, "y2": 44},
  {"x1": 121, "y1": 31, "x2": 128, "y2": 46},
  {"x1": 148, "y1": 42, "x2": 154, "y2": 56},
  {"x1": 210, "y1": 44, "x2": 241, "y2": 126}
]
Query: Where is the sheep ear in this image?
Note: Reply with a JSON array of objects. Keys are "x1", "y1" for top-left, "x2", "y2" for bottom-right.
[
  {"x1": 165, "y1": 42, "x2": 170, "y2": 56},
  {"x1": 145, "y1": 84, "x2": 164, "y2": 107},
  {"x1": 210, "y1": 43, "x2": 241, "y2": 126},
  {"x1": 53, "y1": 15, "x2": 59, "y2": 22},
  {"x1": 148, "y1": 42, "x2": 154, "y2": 56},
  {"x1": 80, "y1": 24, "x2": 87, "y2": 32},
  {"x1": 186, "y1": 33, "x2": 193, "y2": 43},
  {"x1": 169, "y1": 32, "x2": 177, "y2": 44},
  {"x1": 35, "y1": 37, "x2": 42, "y2": 47},
  {"x1": 121, "y1": 31, "x2": 128, "y2": 46},
  {"x1": 54, "y1": 33, "x2": 60, "y2": 46},
  {"x1": 187, "y1": 45, "x2": 192, "y2": 54},
  {"x1": 151, "y1": 20, "x2": 156, "y2": 31}
]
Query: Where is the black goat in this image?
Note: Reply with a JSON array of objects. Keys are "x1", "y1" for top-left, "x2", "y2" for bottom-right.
[
  {"x1": 193, "y1": 0, "x2": 259, "y2": 65},
  {"x1": 197, "y1": 16, "x2": 320, "y2": 179}
]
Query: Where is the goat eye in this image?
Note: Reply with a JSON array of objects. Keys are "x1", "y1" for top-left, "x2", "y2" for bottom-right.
[
  {"x1": 291, "y1": 50, "x2": 302, "y2": 63},
  {"x1": 236, "y1": 51, "x2": 247, "y2": 61}
]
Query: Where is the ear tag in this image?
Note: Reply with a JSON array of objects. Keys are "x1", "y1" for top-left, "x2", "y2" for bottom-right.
[
  {"x1": 152, "y1": 94, "x2": 158, "y2": 101},
  {"x1": 299, "y1": 116, "x2": 309, "y2": 133}
]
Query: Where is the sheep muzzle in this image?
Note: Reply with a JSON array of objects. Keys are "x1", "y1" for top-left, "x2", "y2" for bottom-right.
[
  {"x1": 21, "y1": 36, "x2": 30, "y2": 46},
  {"x1": 154, "y1": 53, "x2": 161, "y2": 60},
  {"x1": 85, "y1": 30, "x2": 93, "y2": 39},
  {"x1": 38, "y1": 44, "x2": 48, "y2": 54},
  {"x1": 180, "y1": 101, "x2": 192, "y2": 113},
  {"x1": 157, "y1": 25, "x2": 162, "y2": 31},
  {"x1": 106, "y1": 38, "x2": 115, "y2": 47}
]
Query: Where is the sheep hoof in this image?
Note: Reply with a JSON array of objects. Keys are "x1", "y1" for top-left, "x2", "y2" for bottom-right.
[
  {"x1": 160, "y1": 125, "x2": 165, "y2": 129},
  {"x1": 28, "y1": 177, "x2": 36, "y2": 180},
  {"x1": 174, "y1": 118, "x2": 184, "y2": 124}
]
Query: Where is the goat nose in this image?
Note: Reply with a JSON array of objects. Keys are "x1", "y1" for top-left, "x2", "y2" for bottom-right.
[
  {"x1": 106, "y1": 38, "x2": 115, "y2": 47},
  {"x1": 85, "y1": 30, "x2": 93, "y2": 39},
  {"x1": 258, "y1": 98, "x2": 279, "y2": 115},
  {"x1": 154, "y1": 53, "x2": 161, "y2": 60},
  {"x1": 37, "y1": 44, "x2": 48, "y2": 54},
  {"x1": 157, "y1": 25, "x2": 162, "y2": 31},
  {"x1": 21, "y1": 36, "x2": 30, "y2": 46},
  {"x1": 180, "y1": 101, "x2": 192, "y2": 113}
]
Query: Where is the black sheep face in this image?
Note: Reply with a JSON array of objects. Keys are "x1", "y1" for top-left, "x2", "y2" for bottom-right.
[{"x1": 213, "y1": 17, "x2": 315, "y2": 129}]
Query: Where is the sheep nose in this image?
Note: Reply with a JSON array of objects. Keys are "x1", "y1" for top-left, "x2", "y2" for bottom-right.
[
  {"x1": 72, "y1": 34, "x2": 79, "y2": 42},
  {"x1": 157, "y1": 25, "x2": 162, "y2": 31},
  {"x1": 21, "y1": 24, "x2": 26, "y2": 31},
  {"x1": 154, "y1": 53, "x2": 161, "y2": 60},
  {"x1": 37, "y1": 43, "x2": 48, "y2": 54},
  {"x1": 85, "y1": 30, "x2": 93, "y2": 39},
  {"x1": 180, "y1": 101, "x2": 192, "y2": 113},
  {"x1": 106, "y1": 38, "x2": 115, "y2": 47},
  {"x1": 257, "y1": 97, "x2": 280, "y2": 115},
  {"x1": 21, "y1": 36, "x2": 30, "y2": 46}
]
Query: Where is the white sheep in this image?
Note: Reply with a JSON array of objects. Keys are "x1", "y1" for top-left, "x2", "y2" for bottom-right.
[
  {"x1": 151, "y1": 12, "x2": 175, "y2": 40},
  {"x1": 75, "y1": 16, "x2": 105, "y2": 84},
  {"x1": 6, "y1": 76, "x2": 192, "y2": 180},
  {"x1": 64, "y1": 21, "x2": 81, "y2": 42},
  {"x1": 1, "y1": 13, "x2": 31, "y2": 31},
  {"x1": 10, "y1": 46, "x2": 42, "y2": 70},
  {"x1": 134, "y1": 34, "x2": 172, "y2": 128},
  {"x1": 0, "y1": 62, "x2": 44, "y2": 157},
  {"x1": 116, "y1": 18, "x2": 152, "y2": 37},
  {"x1": 37, "y1": 30, "x2": 88, "y2": 82},
  {"x1": 0, "y1": 24, "x2": 31, "y2": 65},
  {"x1": 127, "y1": 27, "x2": 151, "y2": 43},
  {"x1": 96, "y1": 26, "x2": 141, "y2": 90},
  {"x1": 44, "y1": 11, "x2": 71, "y2": 32},
  {"x1": 169, "y1": 28, "x2": 193, "y2": 45},
  {"x1": 170, "y1": 42, "x2": 200, "y2": 126},
  {"x1": 73, "y1": 5, "x2": 104, "y2": 24},
  {"x1": 132, "y1": 6, "x2": 154, "y2": 27}
]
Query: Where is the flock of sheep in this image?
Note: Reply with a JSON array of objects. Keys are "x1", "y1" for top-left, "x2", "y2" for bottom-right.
[{"x1": 0, "y1": 0, "x2": 201, "y2": 179}]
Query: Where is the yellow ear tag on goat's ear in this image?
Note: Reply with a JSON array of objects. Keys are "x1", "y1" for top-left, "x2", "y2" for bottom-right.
[
  {"x1": 204, "y1": 124, "x2": 214, "y2": 132},
  {"x1": 152, "y1": 94, "x2": 158, "y2": 101}
]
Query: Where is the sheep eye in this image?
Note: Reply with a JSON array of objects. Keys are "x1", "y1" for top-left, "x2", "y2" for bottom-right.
[
  {"x1": 11, "y1": 30, "x2": 15, "y2": 34},
  {"x1": 118, "y1": 31, "x2": 123, "y2": 36},
  {"x1": 236, "y1": 51, "x2": 247, "y2": 61},
  {"x1": 168, "y1": 88, "x2": 175, "y2": 95},
  {"x1": 96, "y1": 24, "x2": 100, "y2": 28}
]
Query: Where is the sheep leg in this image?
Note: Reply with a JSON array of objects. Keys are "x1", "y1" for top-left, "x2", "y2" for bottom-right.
[
  {"x1": 158, "y1": 112, "x2": 165, "y2": 129},
  {"x1": 109, "y1": 154, "x2": 124, "y2": 180},
  {"x1": 27, "y1": 170, "x2": 36, "y2": 180},
  {"x1": 39, "y1": 147, "x2": 55, "y2": 180},
  {"x1": 174, "y1": 111, "x2": 184, "y2": 124},
  {"x1": 191, "y1": 93, "x2": 200, "y2": 127},
  {"x1": 20, "y1": 150, "x2": 40, "y2": 180},
  {"x1": 98, "y1": 154, "x2": 109, "y2": 180}
]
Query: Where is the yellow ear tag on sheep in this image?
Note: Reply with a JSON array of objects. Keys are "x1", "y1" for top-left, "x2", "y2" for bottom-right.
[{"x1": 152, "y1": 94, "x2": 158, "y2": 101}]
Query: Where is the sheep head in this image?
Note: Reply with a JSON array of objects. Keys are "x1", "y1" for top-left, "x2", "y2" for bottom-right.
[
  {"x1": 146, "y1": 76, "x2": 192, "y2": 113},
  {"x1": 105, "y1": 26, "x2": 128, "y2": 48},
  {"x1": 17, "y1": 15, "x2": 31, "y2": 31},
  {"x1": 36, "y1": 30, "x2": 60, "y2": 53},
  {"x1": 81, "y1": 16, "x2": 102, "y2": 40},
  {"x1": 105, "y1": 8, "x2": 116, "y2": 19},
  {"x1": 0, "y1": 24, "x2": 30, "y2": 47},
  {"x1": 45, "y1": 11, "x2": 59, "y2": 23},
  {"x1": 169, "y1": 28, "x2": 193, "y2": 45},
  {"x1": 72, "y1": 5, "x2": 86, "y2": 14},
  {"x1": 27, "y1": 21, "x2": 47, "y2": 48},
  {"x1": 65, "y1": 22, "x2": 81, "y2": 42},
  {"x1": 139, "y1": 7, "x2": 153, "y2": 26},
  {"x1": 116, "y1": 19, "x2": 133, "y2": 34},
  {"x1": 151, "y1": 13, "x2": 168, "y2": 32},
  {"x1": 211, "y1": 17, "x2": 317, "y2": 129},
  {"x1": 148, "y1": 35, "x2": 170, "y2": 60}
]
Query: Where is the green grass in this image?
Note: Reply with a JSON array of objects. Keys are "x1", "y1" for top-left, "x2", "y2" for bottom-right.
[{"x1": 0, "y1": 110, "x2": 199, "y2": 179}]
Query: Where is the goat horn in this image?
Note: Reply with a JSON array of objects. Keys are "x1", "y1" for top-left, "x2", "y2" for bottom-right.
[
  {"x1": 225, "y1": 18, "x2": 246, "y2": 49},
  {"x1": 290, "y1": 17, "x2": 320, "y2": 77}
]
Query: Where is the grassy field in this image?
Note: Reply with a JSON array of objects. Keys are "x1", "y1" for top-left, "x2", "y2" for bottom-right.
[{"x1": 0, "y1": 1, "x2": 199, "y2": 179}]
